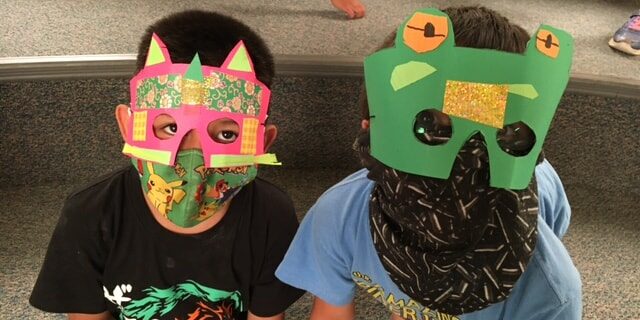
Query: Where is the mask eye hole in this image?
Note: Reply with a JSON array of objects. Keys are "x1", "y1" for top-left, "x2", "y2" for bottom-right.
[
  {"x1": 413, "y1": 109, "x2": 452, "y2": 145},
  {"x1": 496, "y1": 121, "x2": 536, "y2": 156},
  {"x1": 403, "y1": 12, "x2": 449, "y2": 53},
  {"x1": 152, "y1": 114, "x2": 178, "y2": 140},
  {"x1": 535, "y1": 30, "x2": 560, "y2": 58},
  {"x1": 207, "y1": 118, "x2": 240, "y2": 144}
]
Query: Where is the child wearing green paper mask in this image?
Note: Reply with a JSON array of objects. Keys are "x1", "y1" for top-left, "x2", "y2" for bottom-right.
[
  {"x1": 30, "y1": 10, "x2": 303, "y2": 320},
  {"x1": 276, "y1": 6, "x2": 581, "y2": 320}
]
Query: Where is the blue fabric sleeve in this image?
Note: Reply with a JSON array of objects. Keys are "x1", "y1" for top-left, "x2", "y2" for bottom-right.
[
  {"x1": 490, "y1": 216, "x2": 582, "y2": 320},
  {"x1": 535, "y1": 160, "x2": 571, "y2": 239},
  {"x1": 548, "y1": 295, "x2": 582, "y2": 320},
  {"x1": 275, "y1": 193, "x2": 357, "y2": 306}
]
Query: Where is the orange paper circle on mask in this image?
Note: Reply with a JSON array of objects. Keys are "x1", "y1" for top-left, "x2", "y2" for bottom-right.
[
  {"x1": 403, "y1": 13, "x2": 449, "y2": 53},
  {"x1": 536, "y1": 29, "x2": 560, "y2": 58}
]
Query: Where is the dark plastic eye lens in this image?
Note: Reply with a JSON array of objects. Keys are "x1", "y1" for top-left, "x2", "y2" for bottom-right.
[
  {"x1": 497, "y1": 121, "x2": 536, "y2": 156},
  {"x1": 413, "y1": 109, "x2": 452, "y2": 145}
]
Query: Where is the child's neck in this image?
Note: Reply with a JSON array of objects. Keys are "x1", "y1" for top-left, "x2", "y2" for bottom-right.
[{"x1": 143, "y1": 195, "x2": 232, "y2": 235}]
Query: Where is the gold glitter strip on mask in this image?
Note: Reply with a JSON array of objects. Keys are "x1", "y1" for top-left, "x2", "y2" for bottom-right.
[
  {"x1": 180, "y1": 78, "x2": 207, "y2": 105},
  {"x1": 443, "y1": 80, "x2": 509, "y2": 128}
]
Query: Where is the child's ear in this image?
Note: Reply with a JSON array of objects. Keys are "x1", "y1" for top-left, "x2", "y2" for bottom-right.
[
  {"x1": 361, "y1": 119, "x2": 370, "y2": 129},
  {"x1": 115, "y1": 104, "x2": 131, "y2": 141},
  {"x1": 264, "y1": 124, "x2": 278, "y2": 151}
]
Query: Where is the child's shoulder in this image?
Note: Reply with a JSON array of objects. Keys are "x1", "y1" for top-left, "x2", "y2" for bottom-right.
[
  {"x1": 501, "y1": 215, "x2": 581, "y2": 318},
  {"x1": 65, "y1": 166, "x2": 136, "y2": 213},
  {"x1": 252, "y1": 176, "x2": 290, "y2": 198},
  {"x1": 320, "y1": 169, "x2": 374, "y2": 201},
  {"x1": 304, "y1": 169, "x2": 374, "y2": 227},
  {"x1": 247, "y1": 177, "x2": 297, "y2": 223},
  {"x1": 534, "y1": 159, "x2": 569, "y2": 208},
  {"x1": 534, "y1": 159, "x2": 565, "y2": 193},
  {"x1": 251, "y1": 177, "x2": 294, "y2": 206},
  {"x1": 56, "y1": 166, "x2": 137, "y2": 235}
]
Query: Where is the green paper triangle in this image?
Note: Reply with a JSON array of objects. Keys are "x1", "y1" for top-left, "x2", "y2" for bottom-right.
[
  {"x1": 146, "y1": 37, "x2": 166, "y2": 66},
  {"x1": 185, "y1": 54, "x2": 204, "y2": 82},
  {"x1": 227, "y1": 45, "x2": 253, "y2": 72},
  {"x1": 390, "y1": 61, "x2": 437, "y2": 91},
  {"x1": 508, "y1": 84, "x2": 539, "y2": 100}
]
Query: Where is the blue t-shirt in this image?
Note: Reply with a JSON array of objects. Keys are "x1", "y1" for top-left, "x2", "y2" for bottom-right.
[{"x1": 276, "y1": 160, "x2": 582, "y2": 320}]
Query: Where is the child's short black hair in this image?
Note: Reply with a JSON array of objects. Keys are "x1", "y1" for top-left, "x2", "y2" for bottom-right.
[
  {"x1": 135, "y1": 10, "x2": 275, "y2": 87},
  {"x1": 359, "y1": 6, "x2": 530, "y2": 119}
]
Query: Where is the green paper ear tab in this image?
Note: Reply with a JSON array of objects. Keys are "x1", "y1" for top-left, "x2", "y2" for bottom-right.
[
  {"x1": 184, "y1": 54, "x2": 204, "y2": 82},
  {"x1": 224, "y1": 42, "x2": 254, "y2": 73}
]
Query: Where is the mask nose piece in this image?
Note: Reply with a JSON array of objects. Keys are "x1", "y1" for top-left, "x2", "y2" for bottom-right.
[
  {"x1": 179, "y1": 129, "x2": 204, "y2": 151},
  {"x1": 458, "y1": 133, "x2": 489, "y2": 170}
]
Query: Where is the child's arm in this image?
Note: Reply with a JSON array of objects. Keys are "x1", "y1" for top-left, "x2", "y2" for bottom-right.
[
  {"x1": 248, "y1": 311, "x2": 284, "y2": 320},
  {"x1": 310, "y1": 298, "x2": 355, "y2": 320},
  {"x1": 31, "y1": 192, "x2": 111, "y2": 315},
  {"x1": 246, "y1": 184, "x2": 305, "y2": 316},
  {"x1": 535, "y1": 160, "x2": 571, "y2": 239},
  {"x1": 276, "y1": 180, "x2": 366, "y2": 318},
  {"x1": 68, "y1": 311, "x2": 113, "y2": 320}
]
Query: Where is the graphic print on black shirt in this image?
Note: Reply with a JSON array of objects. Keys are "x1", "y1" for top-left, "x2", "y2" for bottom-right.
[
  {"x1": 103, "y1": 280, "x2": 242, "y2": 320},
  {"x1": 29, "y1": 165, "x2": 304, "y2": 319}
]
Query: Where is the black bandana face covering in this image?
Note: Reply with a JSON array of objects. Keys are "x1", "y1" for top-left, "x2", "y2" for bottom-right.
[{"x1": 355, "y1": 130, "x2": 539, "y2": 315}]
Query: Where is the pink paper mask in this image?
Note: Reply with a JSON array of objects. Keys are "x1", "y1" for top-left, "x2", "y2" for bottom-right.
[{"x1": 122, "y1": 33, "x2": 279, "y2": 168}]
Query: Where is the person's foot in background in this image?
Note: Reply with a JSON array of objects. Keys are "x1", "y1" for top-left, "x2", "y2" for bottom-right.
[
  {"x1": 331, "y1": 0, "x2": 365, "y2": 19},
  {"x1": 608, "y1": 10, "x2": 640, "y2": 56}
]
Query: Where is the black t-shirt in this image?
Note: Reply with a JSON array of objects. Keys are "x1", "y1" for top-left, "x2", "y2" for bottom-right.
[{"x1": 30, "y1": 166, "x2": 304, "y2": 319}]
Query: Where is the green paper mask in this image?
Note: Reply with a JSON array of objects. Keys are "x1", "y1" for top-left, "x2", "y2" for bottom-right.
[
  {"x1": 364, "y1": 8, "x2": 573, "y2": 189},
  {"x1": 135, "y1": 150, "x2": 257, "y2": 228}
]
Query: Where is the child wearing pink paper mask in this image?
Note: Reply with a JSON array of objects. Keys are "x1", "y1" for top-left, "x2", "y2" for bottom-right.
[{"x1": 30, "y1": 10, "x2": 303, "y2": 320}]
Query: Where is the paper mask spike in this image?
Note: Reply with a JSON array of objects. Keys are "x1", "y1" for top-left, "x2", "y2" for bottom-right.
[
  {"x1": 145, "y1": 33, "x2": 171, "y2": 67},
  {"x1": 184, "y1": 54, "x2": 205, "y2": 82},
  {"x1": 222, "y1": 41, "x2": 254, "y2": 73}
]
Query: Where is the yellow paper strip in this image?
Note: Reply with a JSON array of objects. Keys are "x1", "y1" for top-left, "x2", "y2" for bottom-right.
[
  {"x1": 132, "y1": 111, "x2": 148, "y2": 141},
  {"x1": 240, "y1": 118, "x2": 259, "y2": 154},
  {"x1": 210, "y1": 153, "x2": 281, "y2": 167},
  {"x1": 122, "y1": 143, "x2": 172, "y2": 165}
]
